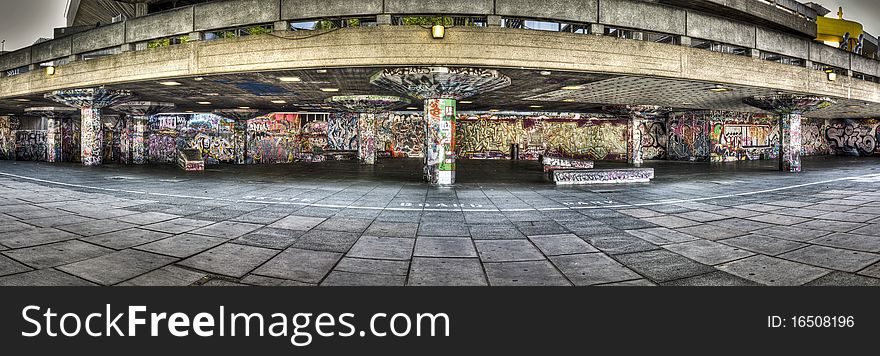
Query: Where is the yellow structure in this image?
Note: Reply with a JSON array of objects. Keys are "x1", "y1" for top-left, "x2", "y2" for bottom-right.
[{"x1": 816, "y1": 7, "x2": 864, "y2": 51}]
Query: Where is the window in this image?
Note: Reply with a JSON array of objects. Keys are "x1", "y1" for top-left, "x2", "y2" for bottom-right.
[
  {"x1": 205, "y1": 25, "x2": 272, "y2": 41},
  {"x1": 692, "y1": 39, "x2": 751, "y2": 56},
  {"x1": 853, "y1": 72, "x2": 879, "y2": 83},
  {"x1": 812, "y1": 63, "x2": 848, "y2": 76},
  {"x1": 605, "y1": 27, "x2": 679, "y2": 45},
  {"x1": 502, "y1": 18, "x2": 588, "y2": 34},
  {"x1": 392, "y1": 16, "x2": 487, "y2": 27},
  {"x1": 290, "y1": 18, "x2": 377, "y2": 31},
  {"x1": 81, "y1": 47, "x2": 121, "y2": 60},
  {"x1": 144, "y1": 35, "x2": 190, "y2": 49},
  {"x1": 760, "y1": 51, "x2": 805, "y2": 66}
]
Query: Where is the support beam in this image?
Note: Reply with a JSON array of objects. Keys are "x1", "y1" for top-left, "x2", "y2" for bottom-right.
[
  {"x1": 743, "y1": 95, "x2": 835, "y2": 172},
  {"x1": 44, "y1": 89, "x2": 132, "y2": 166}
]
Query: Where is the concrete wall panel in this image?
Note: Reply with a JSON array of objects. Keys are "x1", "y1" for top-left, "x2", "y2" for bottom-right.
[
  {"x1": 0, "y1": 49, "x2": 32, "y2": 72},
  {"x1": 495, "y1": 0, "x2": 598, "y2": 24},
  {"x1": 384, "y1": 0, "x2": 493, "y2": 15},
  {"x1": 686, "y1": 11, "x2": 755, "y2": 48},
  {"x1": 126, "y1": 7, "x2": 194, "y2": 43},
  {"x1": 755, "y1": 27, "x2": 808, "y2": 59},
  {"x1": 851, "y1": 54, "x2": 878, "y2": 77},
  {"x1": 195, "y1": 0, "x2": 280, "y2": 31},
  {"x1": 599, "y1": 0, "x2": 686, "y2": 35},
  {"x1": 281, "y1": 0, "x2": 384, "y2": 20},
  {"x1": 31, "y1": 37, "x2": 72, "y2": 64},
  {"x1": 71, "y1": 22, "x2": 126, "y2": 54},
  {"x1": 809, "y1": 43, "x2": 850, "y2": 69}
]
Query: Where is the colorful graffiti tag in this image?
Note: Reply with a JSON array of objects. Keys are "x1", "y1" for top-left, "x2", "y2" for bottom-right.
[
  {"x1": 378, "y1": 113, "x2": 424, "y2": 158},
  {"x1": 781, "y1": 114, "x2": 803, "y2": 172},
  {"x1": 801, "y1": 118, "x2": 829, "y2": 156},
  {"x1": 825, "y1": 119, "x2": 880, "y2": 156},
  {"x1": 639, "y1": 120, "x2": 667, "y2": 160},
  {"x1": 327, "y1": 113, "x2": 358, "y2": 151},
  {"x1": 14, "y1": 131, "x2": 48, "y2": 161},
  {"x1": 0, "y1": 117, "x2": 18, "y2": 160},
  {"x1": 148, "y1": 114, "x2": 187, "y2": 164},
  {"x1": 80, "y1": 108, "x2": 103, "y2": 166},
  {"x1": 61, "y1": 118, "x2": 80, "y2": 163},
  {"x1": 102, "y1": 117, "x2": 129, "y2": 164},
  {"x1": 424, "y1": 99, "x2": 457, "y2": 184},
  {"x1": 246, "y1": 113, "x2": 299, "y2": 164},
  {"x1": 667, "y1": 114, "x2": 711, "y2": 161},
  {"x1": 358, "y1": 113, "x2": 379, "y2": 164}
]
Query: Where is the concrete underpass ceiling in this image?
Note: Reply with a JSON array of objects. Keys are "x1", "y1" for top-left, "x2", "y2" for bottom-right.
[{"x1": 0, "y1": 67, "x2": 876, "y2": 119}]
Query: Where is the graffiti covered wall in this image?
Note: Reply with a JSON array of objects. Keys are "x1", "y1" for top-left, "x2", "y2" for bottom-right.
[
  {"x1": 14, "y1": 131, "x2": 47, "y2": 161},
  {"x1": 802, "y1": 118, "x2": 830, "y2": 156},
  {"x1": 825, "y1": 119, "x2": 880, "y2": 156},
  {"x1": 102, "y1": 117, "x2": 129, "y2": 164},
  {"x1": 327, "y1": 113, "x2": 358, "y2": 151},
  {"x1": 707, "y1": 113, "x2": 778, "y2": 163},
  {"x1": 61, "y1": 118, "x2": 81, "y2": 163},
  {"x1": 378, "y1": 113, "x2": 424, "y2": 158},
  {"x1": 247, "y1": 113, "x2": 299, "y2": 164},
  {"x1": 667, "y1": 113, "x2": 711, "y2": 161},
  {"x1": 0, "y1": 117, "x2": 18, "y2": 160},
  {"x1": 182, "y1": 114, "x2": 237, "y2": 165},
  {"x1": 639, "y1": 120, "x2": 667, "y2": 160}
]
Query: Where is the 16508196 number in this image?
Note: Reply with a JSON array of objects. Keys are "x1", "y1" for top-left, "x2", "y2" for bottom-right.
[{"x1": 791, "y1": 316, "x2": 854, "y2": 328}]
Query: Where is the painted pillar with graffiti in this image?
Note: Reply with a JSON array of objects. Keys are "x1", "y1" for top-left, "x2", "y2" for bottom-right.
[
  {"x1": 780, "y1": 114, "x2": 802, "y2": 172},
  {"x1": 425, "y1": 98, "x2": 457, "y2": 184},
  {"x1": 743, "y1": 95, "x2": 835, "y2": 173},
  {"x1": 628, "y1": 118, "x2": 643, "y2": 166},
  {"x1": 44, "y1": 89, "x2": 133, "y2": 166},
  {"x1": 605, "y1": 105, "x2": 669, "y2": 167},
  {"x1": 358, "y1": 113, "x2": 379, "y2": 165},
  {"x1": 47, "y1": 118, "x2": 61, "y2": 162},
  {"x1": 370, "y1": 67, "x2": 511, "y2": 185},
  {"x1": 213, "y1": 109, "x2": 263, "y2": 165},
  {"x1": 113, "y1": 102, "x2": 175, "y2": 165}
]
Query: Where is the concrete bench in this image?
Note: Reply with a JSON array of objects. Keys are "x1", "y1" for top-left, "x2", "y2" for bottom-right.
[
  {"x1": 178, "y1": 149, "x2": 204, "y2": 171},
  {"x1": 553, "y1": 168, "x2": 654, "y2": 185},
  {"x1": 541, "y1": 155, "x2": 595, "y2": 172}
]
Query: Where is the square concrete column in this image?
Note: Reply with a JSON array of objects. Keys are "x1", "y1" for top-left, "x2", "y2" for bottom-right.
[
  {"x1": 424, "y1": 98, "x2": 457, "y2": 185},
  {"x1": 358, "y1": 113, "x2": 379, "y2": 165},
  {"x1": 628, "y1": 118, "x2": 644, "y2": 166},
  {"x1": 80, "y1": 108, "x2": 103, "y2": 166},
  {"x1": 376, "y1": 14, "x2": 392, "y2": 26},
  {"x1": 590, "y1": 24, "x2": 604, "y2": 35},
  {"x1": 131, "y1": 117, "x2": 148, "y2": 164},
  {"x1": 487, "y1": 15, "x2": 502, "y2": 27},
  {"x1": 234, "y1": 120, "x2": 247, "y2": 165},
  {"x1": 46, "y1": 118, "x2": 61, "y2": 163},
  {"x1": 779, "y1": 114, "x2": 802, "y2": 172},
  {"x1": 118, "y1": 118, "x2": 131, "y2": 164}
]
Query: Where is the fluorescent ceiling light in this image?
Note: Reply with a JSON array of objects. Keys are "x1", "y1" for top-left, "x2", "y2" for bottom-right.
[{"x1": 159, "y1": 81, "x2": 183, "y2": 86}]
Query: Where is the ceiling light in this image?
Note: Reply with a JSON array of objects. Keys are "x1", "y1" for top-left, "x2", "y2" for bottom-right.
[
  {"x1": 320, "y1": 88, "x2": 339, "y2": 92},
  {"x1": 432, "y1": 25, "x2": 446, "y2": 39},
  {"x1": 847, "y1": 105, "x2": 863, "y2": 108},
  {"x1": 185, "y1": 110, "x2": 194, "y2": 113},
  {"x1": 827, "y1": 72, "x2": 837, "y2": 81},
  {"x1": 239, "y1": 106, "x2": 251, "y2": 109},
  {"x1": 271, "y1": 100, "x2": 287, "y2": 104},
  {"x1": 529, "y1": 105, "x2": 543, "y2": 108},
  {"x1": 45, "y1": 66, "x2": 56, "y2": 76},
  {"x1": 540, "y1": 71, "x2": 552, "y2": 76},
  {"x1": 316, "y1": 69, "x2": 328, "y2": 74},
  {"x1": 197, "y1": 101, "x2": 212, "y2": 105},
  {"x1": 561, "y1": 85, "x2": 584, "y2": 90},
  {"x1": 279, "y1": 77, "x2": 301, "y2": 82},
  {"x1": 205, "y1": 93, "x2": 220, "y2": 96},
  {"x1": 14, "y1": 98, "x2": 30, "y2": 102},
  {"x1": 320, "y1": 106, "x2": 333, "y2": 109},
  {"x1": 562, "y1": 99, "x2": 576, "y2": 102},
  {"x1": 193, "y1": 77, "x2": 204, "y2": 81},
  {"x1": 708, "y1": 84, "x2": 730, "y2": 92},
  {"x1": 159, "y1": 81, "x2": 182, "y2": 86},
  {"x1": 406, "y1": 107, "x2": 419, "y2": 110},
  {"x1": 459, "y1": 100, "x2": 473, "y2": 104},
  {"x1": 489, "y1": 109, "x2": 500, "y2": 112}
]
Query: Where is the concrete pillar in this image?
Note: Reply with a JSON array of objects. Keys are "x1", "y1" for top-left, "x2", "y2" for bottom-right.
[
  {"x1": 679, "y1": 36, "x2": 692, "y2": 47},
  {"x1": 358, "y1": 113, "x2": 379, "y2": 165},
  {"x1": 113, "y1": 101, "x2": 175, "y2": 165},
  {"x1": 273, "y1": 21, "x2": 290, "y2": 32},
  {"x1": 424, "y1": 98, "x2": 458, "y2": 185},
  {"x1": 629, "y1": 118, "x2": 644, "y2": 166},
  {"x1": 120, "y1": 43, "x2": 136, "y2": 52},
  {"x1": 44, "y1": 89, "x2": 133, "y2": 166},
  {"x1": 750, "y1": 49, "x2": 761, "y2": 58},
  {"x1": 46, "y1": 118, "x2": 61, "y2": 162},
  {"x1": 487, "y1": 15, "x2": 502, "y2": 27},
  {"x1": 376, "y1": 14, "x2": 392, "y2": 26},
  {"x1": 213, "y1": 109, "x2": 263, "y2": 165},
  {"x1": 188, "y1": 32, "x2": 204, "y2": 42},
  {"x1": 779, "y1": 114, "x2": 802, "y2": 172},
  {"x1": 590, "y1": 24, "x2": 604, "y2": 35},
  {"x1": 743, "y1": 95, "x2": 835, "y2": 173}
]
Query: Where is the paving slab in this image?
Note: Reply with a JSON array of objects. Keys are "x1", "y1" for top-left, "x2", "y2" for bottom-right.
[
  {"x1": 315, "y1": 218, "x2": 373, "y2": 233},
  {"x1": 467, "y1": 223, "x2": 527, "y2": 240},
  {"x1": 81, "y1": 228, "x2": 172, "y2": 250},
  {"x1": 626, "y1": 227, "x2": 698, "y2": 245},
  {"x1": 321, "y1": 271, "x2": 406, "y2": 286},
  {"x1": 662, "y1": 239, "x2": 754, "y2": 265},
  {"x1": 751, "y1": 226, "x2": 832, "y2": 242},
  {"x1": 583, "y1": 233, "x2": 661, "y2": 255},
  {"x1": 528, "y1": 234, "x2": 598, "y2": 255},
  {"x1": 484, "y1": 260, "x2": 571, "y2": 286},
  {"x1": 241, "y1": 275, "x2": 314, "y2": 286},
  {"x1": 56, "y1": 219, "x2": 137, "y2": 236},
  {"x1": 135, "y1": 234, "x2": 227, "y2": 258},
  {"x1": 188, "y1": 221, "x2": 263, "y2": 239},
  {"x1": 779, "y1": 245, "x2": 880, "y2": 273},
  {"x1": 141, "y1": 218, "x2": 214, "y2": 234},
  {"x1": 407, "y1": 257, "x2": 487, "y2": 286},
  {"x1": 0, "y1": 254, "x2": 31, "y2": 276},
  {"x1": 58, "y1": 249, "x2": 177, "y2": 285},
  {"x1": 268, "y1": 215, "x2": 326, "y2": 231},
  {"x1": 347, "y1": 236, "x2": 414, "y2": 260},
  {"x1": 252, "y1": 248, "x2": 342, "y2": 284},
  {"x1": 474, "y1": 240, "x2": 545, "y2": 262},
  {"x1": 718, "y1": 255, "x2": 830, "y2": 286},
  {"x1": 0, "y1": 227, "x2": 79, "y2": 248},
  {"x1": 549, "y1": 253, "x2": 641, "y2": 286},
  {"x1": 614, "y1": 249, "x2": 715, "y2": 283},
  {"x1": 0, "y1": 269, "x2": 96, "y2": 286},
  {"x1": 118, "y1": 265, "x2": 206, "y2": 286},
  {"x1": 719, "y1": 234, "x2": 808, "y2": 256},
  {"x1": 3, "y1": 240, "x2": 113, "y2": 269},
  {"x1": 417, "y1": 221, "x2": 471, "y2": 237},
  {"x1": 809, "y1": 233, "x2": 880, "y2": 253},
  {"x1": 364, "y1": 221, "x2": 419, "y2": 238},
  {"x1": 179, "y1": 244, "x2": 279, "y2": 278},
  {"x1": 291, "y1": 230, "x2": 361, "y2": 253},
  {"x1": 232, "y1": 227, "x2": 304, "y2": 250},
  {"x1": 804, "y1": 271, "x2": 880, "y2": 286},
  {"x1": 662, "y1": 271, "x2": 762, "y2": 286}
]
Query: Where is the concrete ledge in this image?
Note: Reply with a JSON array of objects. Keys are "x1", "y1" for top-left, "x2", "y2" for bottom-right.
[
  {"x1": 553, "y1": 168, "x2": 655, "y2": 184},
  {"x1": 541, "y1": 155, "x2": 595, "y2": 172}
]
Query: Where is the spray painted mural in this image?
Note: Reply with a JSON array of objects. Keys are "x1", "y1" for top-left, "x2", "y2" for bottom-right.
[
  {"x1": 378, "y1": 113, "x2": 424, "y2": 158},
  {"x1": 0, "y1": 117, "x2": 17, "y2": 160},
  {"x1": 102, "y1": 117, "x2": 130, "y2": 164},
  {"x1": 327, "y1": 113, "x2": 358, "y2": 151},
  {"x1": 667, "y1": 113, "x2": 711, "y2": 162},
  {"x1": 825, "y1": 119, "x2": 880, "y2": 156},
  {"x1": 61, "y1": 118, "x2": 80, "y2": 163},
  {"x1": 15, "y1": 131, "x2": 48, "y2": 161},
  {"x1": 801, "y1": 118, "x2": 830, "y2": 156},
  {"x1": 638, "y1": 120, "x2": 667, "y2": 160},
  {"x1": 182, "y1": 114, "x2": 237, "y2": 165},
  {"x1": 300, "y1": 119, "x2": 329, "y2": 162},
  {"x1": 80, "y1": 108, "x2": 103, "y2": 166},
  {"x1": 246, "y1": 113, "x2": 299, "y2": 164},
  {"x1": 708, "y1": 113, "x2": 778, "y2": 163},
  {"x1": 149, "y1": 114, "x2": 187, "y2": 164},
  {"x1": 456, "y1": 114, "x2": 628, "y2": 161}
]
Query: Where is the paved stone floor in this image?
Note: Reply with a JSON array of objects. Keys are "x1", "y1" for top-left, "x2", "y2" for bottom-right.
[{"x1": 1, "y1": 157, "x2": 880, "y2": 286}]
